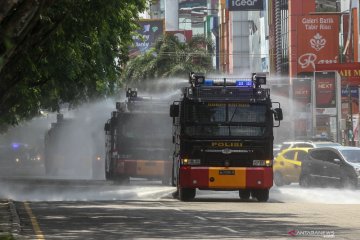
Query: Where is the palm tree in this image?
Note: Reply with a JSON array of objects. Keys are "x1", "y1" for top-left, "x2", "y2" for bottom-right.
[{"x1": 121, "y1": 34, "x2": 214, "y2": 87}]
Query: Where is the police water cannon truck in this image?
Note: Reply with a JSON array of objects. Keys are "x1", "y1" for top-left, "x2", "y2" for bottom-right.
[
  {"x1": 104, "y1": 88, "x2": 173, "y2": 184},
  {"x1": 170, "y1": 72, "x2": 283, "y2": 201}
]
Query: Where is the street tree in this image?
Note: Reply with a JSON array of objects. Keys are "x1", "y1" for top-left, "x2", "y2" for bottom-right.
[
  {"x1": 121, "y1": 34, "x2": 215, "y2": 87},
  {"x1": 0, "y1": 0, "x2": 146, "y2": 131}
]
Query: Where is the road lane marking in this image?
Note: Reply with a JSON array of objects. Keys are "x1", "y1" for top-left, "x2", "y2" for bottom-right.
[
  {"x1": 222, "y1": 226, "x2": 238, "y2": 233},
  {"x1": 24, "y1": 202, "x2": 45, "y2": 240},
  {"x1": 154, "y1": 202, "x2": 183, "y2": 212},
  {"x1": 195, "y1": 216, "x2": 207, "y2": 221}
]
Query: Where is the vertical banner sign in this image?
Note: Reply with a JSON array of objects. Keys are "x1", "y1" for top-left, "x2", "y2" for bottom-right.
[
  {"x1": 292, "y1": 78, "x2": 311, "y2": 137},
  {"x1": 315, "y1": 72, "x2": 336, "y2": 108},
  {"x1": 226, "y1": 0, "x2": 264, "y2": 11},
  {"x1": 130, "y1": 19, "x2": 164, "y2": 57},
  {"x1": 292, "y1": 78, "x2": 311, "y2": 112},
  {"x1": 297, "y1": 15, "x2": 339, "y2": 74},
  {"x1": 341, "y1": 86, "x2": 359, "y2": 116}
]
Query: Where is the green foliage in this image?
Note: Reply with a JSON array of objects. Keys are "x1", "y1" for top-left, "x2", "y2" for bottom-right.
[
  {"x1": 0, "y1": 0, "x2": 146, "y2": 131},
  {"x1": 121, "y1": 34, "x2": 215, "y2": 87},
  {"x1": 0, "y1": 234, "x2": 15, "y2": 240}
]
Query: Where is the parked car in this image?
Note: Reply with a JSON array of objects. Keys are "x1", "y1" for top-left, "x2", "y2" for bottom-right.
[
  {"x1": 273, "y1": 147, "x2": 311, "y2": 186},
  {"x1": 279, "y1": 141, "x2": 341, "y2": 151},
  {"x1": 273, "y1": 144, "x2": 282, "y2": 159},
  {"x1": 299, "y1": 146, "x2": 360, "y2": 189}
]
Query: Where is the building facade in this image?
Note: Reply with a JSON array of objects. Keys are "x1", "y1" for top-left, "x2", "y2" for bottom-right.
[
  {"x1": 268, "y1": 0, "x2": 360, "y2": 143},
  {"x1": 142, "y1": 0, "x2": 360, "y2": 142}
]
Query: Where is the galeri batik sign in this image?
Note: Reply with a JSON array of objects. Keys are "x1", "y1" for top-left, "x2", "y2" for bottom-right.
[{"x1": 296, "y1": 15, "x2": 339, "y2": 74}]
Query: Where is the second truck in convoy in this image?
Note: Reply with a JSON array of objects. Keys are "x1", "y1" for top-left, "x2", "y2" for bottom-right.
[
  {"x1": 104, "y1": 89, "x2": 173, "y2": 184},
  {"x1": 170, "y1": 72, "x2": 283, "y2": 201}
]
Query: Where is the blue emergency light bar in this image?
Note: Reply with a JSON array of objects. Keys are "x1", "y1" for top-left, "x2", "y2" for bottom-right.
[
  {"x1": 203, "y1": 79, "x2": 253, "y2": 87},
  {"x1": 204, "y1": 79, "x2": 214, "y2": 86},
  {"x1": 11, "y1": 143, "x2": 20, "y2": 149},
  {"x1": 236, "y1": 80, "x2": 253, "y2": 87}
]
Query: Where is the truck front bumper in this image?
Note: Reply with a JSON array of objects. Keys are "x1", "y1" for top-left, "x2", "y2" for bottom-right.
[{"x1": 179, "y1": 166, "x2": 273, "y2": 189}]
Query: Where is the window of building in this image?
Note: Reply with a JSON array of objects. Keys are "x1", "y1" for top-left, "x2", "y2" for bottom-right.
[{"x1": 316, "y1": 0, "x2": 339, "y2": 12}]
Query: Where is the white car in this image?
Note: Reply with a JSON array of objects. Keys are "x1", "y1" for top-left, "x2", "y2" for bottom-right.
[{"x1": 279, "y1": 141, "x2": 341, "y2": 151}]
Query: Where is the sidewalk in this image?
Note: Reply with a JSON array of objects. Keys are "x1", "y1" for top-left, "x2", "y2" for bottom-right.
[{"x1": 0, "y1": 200, "x2": 19, "y2": 239}]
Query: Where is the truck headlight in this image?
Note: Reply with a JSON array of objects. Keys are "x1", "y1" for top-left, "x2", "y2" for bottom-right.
[
  {"x1": 181, "y1": 158, "x2": 201, "y2": 165},
  {"x1": 31, "y1": 156, "x2": 41, "y2": 161},
  {"x1": 253, "y1": 160, "x2": 272, "y2": 167}
]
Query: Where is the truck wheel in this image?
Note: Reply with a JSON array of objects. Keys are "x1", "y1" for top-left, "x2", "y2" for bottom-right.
[
  {"x1": 105, "y1": 160, "x2": 113, "y2": 180},
  {"x1": 239, "y1": 190, "x2": 251, "y2": 200},
  {"x1": 114, "y1": 176, "x2": 129, "y2": 184},
  {"x1": 171, "y1": 175, "x2": 176, "y2": 187},
  {"x1": 252, "y1": 189, "x2": 269, "y2": 202},
  {"x1": 172, "y1": 189, "x2": 179, "y2": 199},
  {"x1": 171, "y1": 161, "x2": 177, "y2": 187},
  {"x1": 274, "y1": 172, "x2": 284, "y2": 187},
  {"x1": 299, "y1": 175, "x2": 311, "y2": 188},
  {"x1": 179, "y1": 188, "x2": 196, "y2": 201},
  {"x1": 105, "y1": 170, "x2": 111, "y2": 180}
]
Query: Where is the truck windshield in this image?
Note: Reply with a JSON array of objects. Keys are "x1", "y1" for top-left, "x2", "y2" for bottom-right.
[
  {"x1": 120, "y1": 113, "x2": 171, "y2": 139},
  {"x1": 184, "y1": 102, "x2": 267, "y2": 137}
]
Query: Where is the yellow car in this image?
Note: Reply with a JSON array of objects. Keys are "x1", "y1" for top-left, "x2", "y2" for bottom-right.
[{"x1": 273, "y1": 147, "x2": 311, "y2": 186}]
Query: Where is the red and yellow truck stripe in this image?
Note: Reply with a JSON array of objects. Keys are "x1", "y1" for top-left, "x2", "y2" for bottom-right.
[
  {"x1": 114, "y1": 159, "x2": 171, "y2": 179},
  {"x1": 179, "y1": 166, "x2": 273, "y2": 189}
]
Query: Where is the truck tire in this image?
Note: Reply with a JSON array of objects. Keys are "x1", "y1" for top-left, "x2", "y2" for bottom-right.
[
  {"x1": 179, "y1": 188, "x2": 196, "y2": 201},
  {"x1": 171, "y1": 163, "x2": 176, "y2": 187},
  {"x1": 239, "y1": 190, "x2": 251, "y2": 200},
  {"x1": 105, "y1": 160, "x2": 112, "y2": 180},
  {"x1": 171, "y1": 174, "x2": 176, "y2": 187},
  {"x1": 117, "y1": 176, "x2": 129, "y2": 184},
  {"x1": 252, "y1": 189, "x2": 269, "y2": 202},
  {"x1": 105, "y1": 170, "x2": 111, "y2": 180}
]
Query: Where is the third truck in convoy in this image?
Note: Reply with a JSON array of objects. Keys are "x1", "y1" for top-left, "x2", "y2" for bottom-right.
[{"x1": 170, "y1": 72, "x2": 283, "y2": 201}]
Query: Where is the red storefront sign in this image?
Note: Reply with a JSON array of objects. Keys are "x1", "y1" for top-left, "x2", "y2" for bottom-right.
[
  {"x1": 297, "y1": 15, "x2": 339, "y2": 74},
  {"x1": 316, "y1": 63, "x2": 360, "y2": 84},
  {"x1": 315, "y1": 76, "x2": 336, "y2": 108}
]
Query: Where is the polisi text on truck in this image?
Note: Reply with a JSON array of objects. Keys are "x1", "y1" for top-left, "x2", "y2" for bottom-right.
[{"x1": 211, "y1": 142, "x2": 243, "y2": 147}]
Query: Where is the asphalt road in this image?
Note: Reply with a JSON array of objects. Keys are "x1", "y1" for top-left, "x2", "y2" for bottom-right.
[{"x1": 1, "y1": 178, "x2": 360, "y2": 239}]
